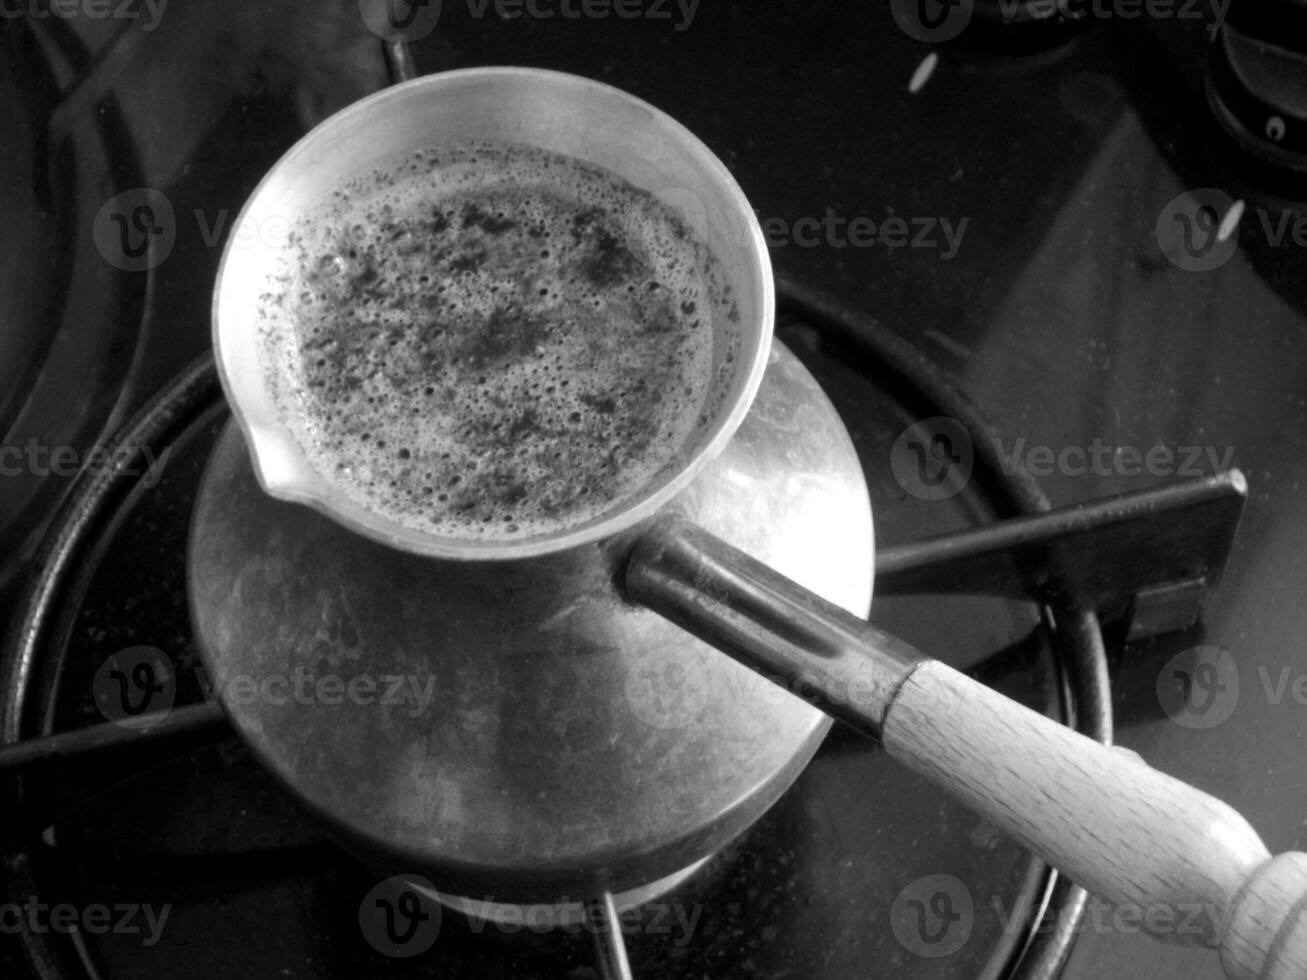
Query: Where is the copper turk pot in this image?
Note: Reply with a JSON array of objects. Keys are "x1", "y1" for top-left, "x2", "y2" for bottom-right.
[
  {"x1": 196, "y1": 66, "x2": 873, "y2": 904},
  {"x1": 193, "y1": 68, "x2": 1307, "y2": 980}
]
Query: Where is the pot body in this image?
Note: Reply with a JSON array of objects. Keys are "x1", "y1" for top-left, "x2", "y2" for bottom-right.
[
  {"x1": 200, "y1": 64, "x2": 872, "y2": 901},
  {"x1": 190, "y1": 338, "x2": 873, "y2": 902}
]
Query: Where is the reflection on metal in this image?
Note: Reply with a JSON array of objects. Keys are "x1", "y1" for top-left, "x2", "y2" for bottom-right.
[
  {"x1": 0, "y1": 703, "x2": 228, "y2": 780},
  {"x1": 586, "y1": 892, "x2": 635, "y2": 980},
  {"x1": 384, "y1": 40, "x2": 418, "y2": 84}
]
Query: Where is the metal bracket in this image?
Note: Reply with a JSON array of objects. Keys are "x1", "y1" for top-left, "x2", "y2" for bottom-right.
[{"x1": 874, "y1": 470, "x2": 1247, "y2": 640}]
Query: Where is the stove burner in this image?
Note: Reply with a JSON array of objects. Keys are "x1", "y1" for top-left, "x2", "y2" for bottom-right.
[
  {"x1": 0, "y1": 19, "x2": 154, "y2": 593},
  {"x1": 2, "y1": 283, "x2": 1136, "y2": 979}
]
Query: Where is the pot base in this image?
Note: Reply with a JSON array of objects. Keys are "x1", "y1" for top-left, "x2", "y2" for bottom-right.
[
  {"x1": 416, "y1": 857, "x2": 709, "y2": 932},
  {"x1": 188, "y1": 339, "x2": 873, "y2": 903}
]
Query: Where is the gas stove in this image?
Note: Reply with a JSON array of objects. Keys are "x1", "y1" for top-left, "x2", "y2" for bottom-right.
[{"x1": 4, "y1": 4, "x2": 1307, "y2": 979}]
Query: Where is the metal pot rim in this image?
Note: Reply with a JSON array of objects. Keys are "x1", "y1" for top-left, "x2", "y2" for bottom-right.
[{"x1": 212, "y1": 66, "x2": 775, "y2": 561}]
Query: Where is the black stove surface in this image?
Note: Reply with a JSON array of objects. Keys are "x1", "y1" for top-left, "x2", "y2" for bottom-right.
[{"x1": 4, "y1": 4, "x2": 1307, "y2": 979}]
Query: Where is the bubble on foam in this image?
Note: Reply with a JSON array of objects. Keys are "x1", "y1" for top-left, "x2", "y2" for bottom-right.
[{"x1": 258, "y1": 140, "x2": 741, "y2": 542}]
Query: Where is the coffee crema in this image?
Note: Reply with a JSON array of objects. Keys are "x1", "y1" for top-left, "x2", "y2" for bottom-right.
[{"x1": 258, "y1": 140, "x2": 737, "y2": 541}]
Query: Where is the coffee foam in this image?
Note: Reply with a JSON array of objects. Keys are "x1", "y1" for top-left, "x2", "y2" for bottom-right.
[{"x1": 256, "y1": 140, "x2": 740, "y2": 541}]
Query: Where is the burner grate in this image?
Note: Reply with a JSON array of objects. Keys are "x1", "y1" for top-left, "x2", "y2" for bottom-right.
[{"x1": 1, "y1": 283, "x2": 1123, "y2": 980}]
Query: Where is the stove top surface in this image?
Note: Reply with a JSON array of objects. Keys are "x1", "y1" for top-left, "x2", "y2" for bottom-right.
[{"x1": 5, "y1": 4, "x2": 1307, "y2": 979}]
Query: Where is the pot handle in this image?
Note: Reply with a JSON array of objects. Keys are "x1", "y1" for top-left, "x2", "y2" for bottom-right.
[
  {"x1": 383, "y1": 40, "x2": 419, "y2": 84},
  {"x1": 625, "y1": 517, "x2": 1307, "y2": 980}
]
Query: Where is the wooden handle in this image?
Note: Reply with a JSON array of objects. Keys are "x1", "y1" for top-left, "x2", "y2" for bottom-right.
[
  {"x1": 882, "y1": 660, "x2": 1307, "y2": 980},
  {"x1": 625, "y1": 519, "x2": 1307, "y2": 979}
]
